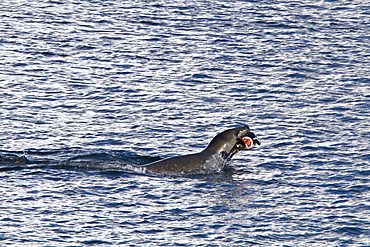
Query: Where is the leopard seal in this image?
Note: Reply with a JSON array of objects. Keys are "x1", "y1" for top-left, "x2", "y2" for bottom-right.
[{"x1": 140, "y1": 125, "x2": 260, "y2": 174}]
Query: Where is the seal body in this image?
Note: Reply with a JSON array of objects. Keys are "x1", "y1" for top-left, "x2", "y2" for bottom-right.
[{"x1": 140, "y1": 125, "x2": 259, "y2": 174}]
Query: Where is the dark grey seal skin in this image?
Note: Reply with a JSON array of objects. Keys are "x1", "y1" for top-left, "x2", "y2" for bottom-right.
[{"x1": 140, "y1": 125, "x2": 260, "y2": 174}]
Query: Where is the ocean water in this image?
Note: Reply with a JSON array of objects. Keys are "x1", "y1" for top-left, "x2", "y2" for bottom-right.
[{"x1": 1, "y1": 0, "x2": 370, "y2": 246}]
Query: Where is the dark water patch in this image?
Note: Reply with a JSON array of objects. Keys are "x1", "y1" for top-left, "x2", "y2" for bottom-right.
[
  {"x1": 257, "y1": 161, "x2": 300, "y2": 171},
  {"x1": 357, "y1": 169, "x2": 370, "y2": 176},
  {"x1": 335, "y1": 226, "x2": 366, "y2": 236},
  {"x1": 0, "y1": 149, "x2": 162, "y2": 175},
  {"x1": 82, "y1": 240, "x2": 112, "y2": 245}
]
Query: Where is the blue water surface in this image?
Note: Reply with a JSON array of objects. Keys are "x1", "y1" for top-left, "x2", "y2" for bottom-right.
[{"x1": 1, "y1": 0, "x2": 370, "y2": 246}]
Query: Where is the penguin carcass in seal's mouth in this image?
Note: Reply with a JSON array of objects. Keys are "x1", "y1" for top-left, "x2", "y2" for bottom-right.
[
  {"x1": 232, "y1": 132, "x2": 260, "y2": 153},
  {"x1": 241, "y1": 132, "x2": 261, "y2": 149}
]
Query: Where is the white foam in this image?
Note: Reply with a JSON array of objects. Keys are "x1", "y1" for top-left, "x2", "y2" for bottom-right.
[
  {"x1": 119, "y1": 163, "x2": 147, "y2": 174},
  {"x1": 199, "y1": 154, "x2": 229, "y2": 173}
]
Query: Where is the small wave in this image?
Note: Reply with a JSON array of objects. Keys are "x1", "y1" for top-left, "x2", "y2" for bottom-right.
[{"x1": 0, "y1": 148, "x2": 160, "y2": 174}]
